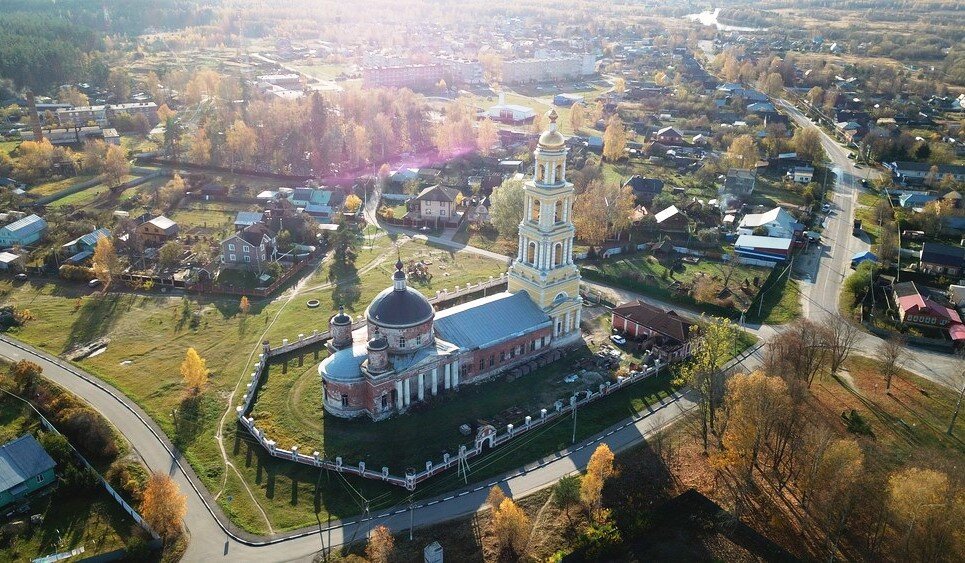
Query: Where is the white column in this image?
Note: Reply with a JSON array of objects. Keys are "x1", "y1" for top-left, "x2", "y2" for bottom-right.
[
  {"x1": 431, "y1": 368, "x2": 438, "y2": 395},
  {"x1": 564, "y1": 311, "x2": 571, "y2": 334},
  {"x1": 452, "y1": 360, "x2": 460, "y2": 388},
  {"x1": 395, "y1": 380, "x2": 404, "y2": 410},
  {"x1": 403, "y1": 378, "x2": 411, "y2": 406},
  {"x1": 418, "y1": 373, "x2": 425, "y2": 401},
  {"x1": 517, "y1": 236, "x2": 524, "y2": 261},
  {"x1": 575, "y1": 308, "x2": 581, "y2": 331},
  {"x1": 444, "y1": 363, "x2": 451, "y2": 389}
]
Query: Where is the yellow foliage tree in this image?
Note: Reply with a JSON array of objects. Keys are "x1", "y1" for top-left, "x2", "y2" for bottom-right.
[
  {"x1": 180, "y1": 347, "x2": 208, "y2": 393},
  {"x1": 141, "y1": 473, "x2": 186, "y2": 541},
  {"x1": 92, "y1": 235, "x2": 120, "y2": 287},
  {"x1": 188, "y1": 127, "x2": 212, "y2": 164},
  {"x1": 492, "y1": 497, "x2": 530, "y2": 556},
  {"x1": 103, "y1": 144, "x2": 130, "y2": 187},
  {"x1": 726, "y1": 134, "x2": 759, "y2": 169},
  {"x1": 365, "y1": 525, "x2": 395, "y2": 563},
  {"x1": 476, "y1": 118, "x2": 499, "y2": 155},
  {"x1": 487, "y1": 485, "x2": 506, "y2": 511},
  {"x1": 239, "y1": 296, "x2": 250, "y2": 316},
  {"x1": 344, "y1": 194, "x2": 363, "y2": 213},
  {"x1": 602, "y1": 116, "x2": 627, "y2": 161},
  {"x1": 226, "y1": 119, "x2": 257, "y2": 169},
  {"x1": 569, "y1": 103, "x2": 586, "y2": 133},
  {"x1": 156, "y1": 103, "x2": 176, "y2": 123}
]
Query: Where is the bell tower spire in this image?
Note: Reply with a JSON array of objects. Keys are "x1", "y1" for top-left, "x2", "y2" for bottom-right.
[{"x1": 506, "y1": 110, "x2": 582, "y2": 340}]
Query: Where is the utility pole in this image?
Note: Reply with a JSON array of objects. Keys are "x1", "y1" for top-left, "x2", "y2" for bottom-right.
[
  {"x1": 948, "y1": 371, "x2": 965, "y2": 436},
  {"x1": 571, "y1": 395, "x2": 578, "y2": 445},
  {"x1": 408, "y1": 495, "x2": 414, "y2": 541}
]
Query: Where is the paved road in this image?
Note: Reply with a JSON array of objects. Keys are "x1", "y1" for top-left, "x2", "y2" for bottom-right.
[
  {"x1": 778, "y1": 100, "x2": 962, "y2": 388},
  {"x1": 0, "y1": 332, "x2": 764, "y2": 562}
]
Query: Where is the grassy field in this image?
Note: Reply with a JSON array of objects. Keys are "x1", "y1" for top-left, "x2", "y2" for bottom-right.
[
  {"x1": 47, "y1": 175, "x2": 138, "y2": 209},
  {"x1": 291, "y1": 63, "x2": 348, "y2": 81},
  {"x1": 26, "y1": 175, "x2": 97, "y2": 197},
  {"x1": 0, "y1": 140, "x2": 20, "y2": 156},
  {"x1": 588, "y1": 254, "x2": 771, "y2": 313},
  {"x1": 0, "y1": 395, "x2": 136, "y2": 562}
]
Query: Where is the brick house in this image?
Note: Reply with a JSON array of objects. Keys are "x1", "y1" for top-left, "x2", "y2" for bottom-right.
[
  {"x1": 893, "y1": 281, "x2": 965, "y2": 342},
  {"x1": 221, "y1": 223, "x2": 276, "y2": 272},
  {"x1": 611, "y1": 300, "x2": 694, "y2": 361},
  {"x1": 136, "y1": 216, "x2": 178, "y2": 247}
]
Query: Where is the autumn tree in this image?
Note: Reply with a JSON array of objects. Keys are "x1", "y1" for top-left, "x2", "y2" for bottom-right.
[
  {"x1": 716, "y1": 372, "x2": 792, "y2": 486},
  {"x1": 573, "y1": 180, "x2": 634, "y2": 244},
  {"x1": 762, "y1": 72, "x2": 784, "y2": 95},
  {"x1": 487, "y1": 485, "x2": 506, "y2": 511},
  {"x1": 141, "y1": 473, "x2": 186, "y2": 541},
  {"x1": 804, "y1": 438, "x2": 865, "y2": 554},
  {"x1": 569, "y1": 103, "x2": 586, "y2": 133},
  {"x1": 602, "y1": 116, "x2": 627, "y2": 161},
  {"x1": 187, "y1": 127, "x2": 212, "y2": 164},
  {"x1": 58, "y1": 85, "x2": 89, "y2": 106},
  {"x1": 887, "y1": 467, "x2": 963, "y2": 562},
  {"x1": 820, "y1": 314, "x2": 860, "y2": 376},
  {"x1": 491, "y1": 497, "x2": 531, "y2": 556},
  {"x1": 763, "y1": 318, "x2": 830, "y2": 391},
  {"x1": 365, "y1": 525, "x2": 395, "y2": 563},
  {"x1": 159, "y1": 174, "x2": 186, "y2": 209},
  {"x1": 10, "y1": 360, "x2": 42, "y2": 391},
  {"x1": 103, "y1": 145, "x2": 130, "y2": 188},
  {"x1": 13, "y1": 139, "x2": 56, "y2": 182},
  {"x1": 82, "y1": 140, "x2": 108, "y2": 173},
  {"x1": 226, "y1": 119, "x2": 257, "y2": 170},
  {"x1": 612, "y1": 77, "x2": 626, "y2": 94},
  {"x1": 344, "y1": 194, "x2": 363, "y2": 213},
  {"x1": 180, "y1": 347, "x2": 208, "y2": 394},
  {"x1": 580, "y1": 443, "x2": 615, "y2": 517},
  {"x1": 678, "y1": 317, "x2": 741, "y2": 451},
  {"x1": 92, "y1": 235, "x2": 120, "y2": 287},
  {"x1": 489, "y1": 178, "x2": 525, "y2": 238},
  {"x1": 876, "y1": 336, "x2": 905, "y2": 390},
  {"x1": 156, "y1": 103, "x2": 176, "y2": 123},
  {"x1": 239, "y1": 296, "x2": 250, "y2": 316},
  {"x1": 807, "y1": 86, "x2": 825, "y2": 107},
  {"x1": 476, "y1": 118, "x2": 499, "y2": 155},
  {"x1": 793, "y1": 127, "x2": 826, "y2": 164},
  {"x1": 726, "y1": 134, "x2": 759, "y2": 169}
]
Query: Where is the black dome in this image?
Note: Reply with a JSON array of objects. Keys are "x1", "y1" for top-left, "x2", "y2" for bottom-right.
[
  {"x1": 366, "y1": 286, "x2": 434, "y2": 328},
  {"x1": 331, "y1": 306, "x2": 352, "y2": 325}
]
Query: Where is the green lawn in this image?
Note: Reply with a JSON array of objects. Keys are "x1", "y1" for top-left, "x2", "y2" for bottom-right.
[
  {"x1": 451, "y1": 223, "x2": 516, "y2": 257},
  {"x1": 26, "y1": 175, "x2": 97, "y2": 197},
  {"x1": 291, "y1": 63, "x2": 348, "y2": 80},
  {"x1": 47, "y1": 175, "x2": 138, "y2": 209},
  {"x1": 0, "y1": 140, "x2": 20, "y2": 156}
]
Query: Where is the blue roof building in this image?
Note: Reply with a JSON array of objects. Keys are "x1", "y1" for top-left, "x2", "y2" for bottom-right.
[
  {"x1": 0, "y1": 214, "x2": 47, "y2": 247},
  {"x1": 851, "y1": 251, "x2": 878, "y2": 268},
  {"x1": 0, "y1": 435, "x2": 56, "y2": 509}
]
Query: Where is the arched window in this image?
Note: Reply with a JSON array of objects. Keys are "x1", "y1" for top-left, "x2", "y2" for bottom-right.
[
  {"x1": 554, "y1": 200, "x2": 563, "y2": 223},
  {"x1": 532, "y1": 199, "x2": 541, "y2": 223},
  {"x1": 555, "y1": 163, "x2": 563, "y2": 183},
  {"x1": 554, "y1": 242, "x2": 563, "y2": 266},
  {"x1": 536, "y1": 164, "x2": 544, "y2": 182},
  {"x1": 526, "y1": 241, "x2": 537, "y2": 265}
]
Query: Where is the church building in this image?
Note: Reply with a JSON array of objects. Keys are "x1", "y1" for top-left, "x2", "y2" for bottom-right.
[{"x1": 319, "y1": 110, "x2": 583, "y2": 420}]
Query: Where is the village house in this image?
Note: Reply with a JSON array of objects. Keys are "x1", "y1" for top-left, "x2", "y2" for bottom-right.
[
  {"x1": 623, "y1": 176, "x2": 664, "y2": 204},
  {"x1": 724, "y1": 169, "x2": 757, "y2": 196},
  {"x1": 61, "y1": 227, "x2": 110, "y2": 264},
  {"x1": 409, "y1": 185, "x2": 462, "y2": 224},
  {"x1": 919, "y1": 242, "x2": 965, "y2": 276},
  {"x1": 0, "y1": 214, "x2": 47, "y2": 248},
  {"x1": 221, "y1": 223, "x2": 276, "y2": 272},
  {"x1": 653, "y1": 126, "x2": 684, "y2": 146},
  {"x1": 0, "y1": 251, "x2": 24, "y2": 271},
  {"x1": 611, "y1": 300, "x2": 694, "y2": 362},
  {"x1": 790, "y1": 165, "x2": 814, "y2": 184},
  {"x1": 234, "y1": 212, "x2": 265, "y2": 231},
  {"x1": 0, "y1": 435, "x2": 56, "y2": 510},
  {"x1": 893, "y1": 281, "x2": 965, "y2": 342},
  {"x1": 737, "y1": 207, "x2": 802, "y2": 239},
  {"x1": 653, "y1": 205, "x2": 691, "y2": 233},
  {"x1": 136, "y1": 215, "x2": 179, "y2": 247}
]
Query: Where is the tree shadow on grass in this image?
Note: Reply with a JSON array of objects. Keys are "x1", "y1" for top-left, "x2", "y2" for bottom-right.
[
  {"x1": 173, "y1": 393, "x2": 205, "y2": 449},
  {"x1": 65, "y1": 293, "x2": 122, "y2": 352}
]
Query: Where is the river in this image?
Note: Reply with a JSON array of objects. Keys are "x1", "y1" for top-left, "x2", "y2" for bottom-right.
[{"x1": 684, "y1": 8, "x2": 763, "y2": 32}]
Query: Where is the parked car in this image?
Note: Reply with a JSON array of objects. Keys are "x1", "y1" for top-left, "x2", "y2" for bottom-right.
[
  {"x1": 14, "y1": 273, "x2": 27, "y2": 281},
  {"x1": 822, "y1": 203, "x2": 831, "y2": 212},
  {"x1": 88, "y1": 278, "x2": 102, "y2": 288},
  {"x1": 610, "y1": 334, "x2": 627, "y2": 346}
]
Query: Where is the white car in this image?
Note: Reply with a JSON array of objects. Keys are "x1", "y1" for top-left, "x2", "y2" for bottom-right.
[
  {"x1": 610, "y1": 334, "x2": 626, "y2": 346},
  {"x1": 822, "y1": 203, "x2": 831, "y2": 212}
]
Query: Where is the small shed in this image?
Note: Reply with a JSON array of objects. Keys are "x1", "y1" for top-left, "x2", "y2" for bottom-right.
[{"x1": 851, "y1": 250, "x2": 878, "y2": 268}]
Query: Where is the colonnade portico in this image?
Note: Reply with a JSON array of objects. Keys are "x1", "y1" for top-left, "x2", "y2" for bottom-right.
[{"x1": 392, "y1": 360, "x2": 459, "y2": 412}]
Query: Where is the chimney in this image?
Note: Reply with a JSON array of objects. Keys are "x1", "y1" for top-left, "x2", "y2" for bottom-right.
[{"x1": 26, "y1": 91, "x2": 43, "y2": 141}]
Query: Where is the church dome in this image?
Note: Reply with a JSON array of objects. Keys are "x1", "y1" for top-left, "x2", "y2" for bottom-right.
[
  {"x1": 331, "y1": 306, "x2": 352, "y2": 326},
  {"x1": 365, "y1": 260, "x2": 435, "y2": 328},
  {"x1": 538, "y1": 109, "x2": 565, "y2": 149}
]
